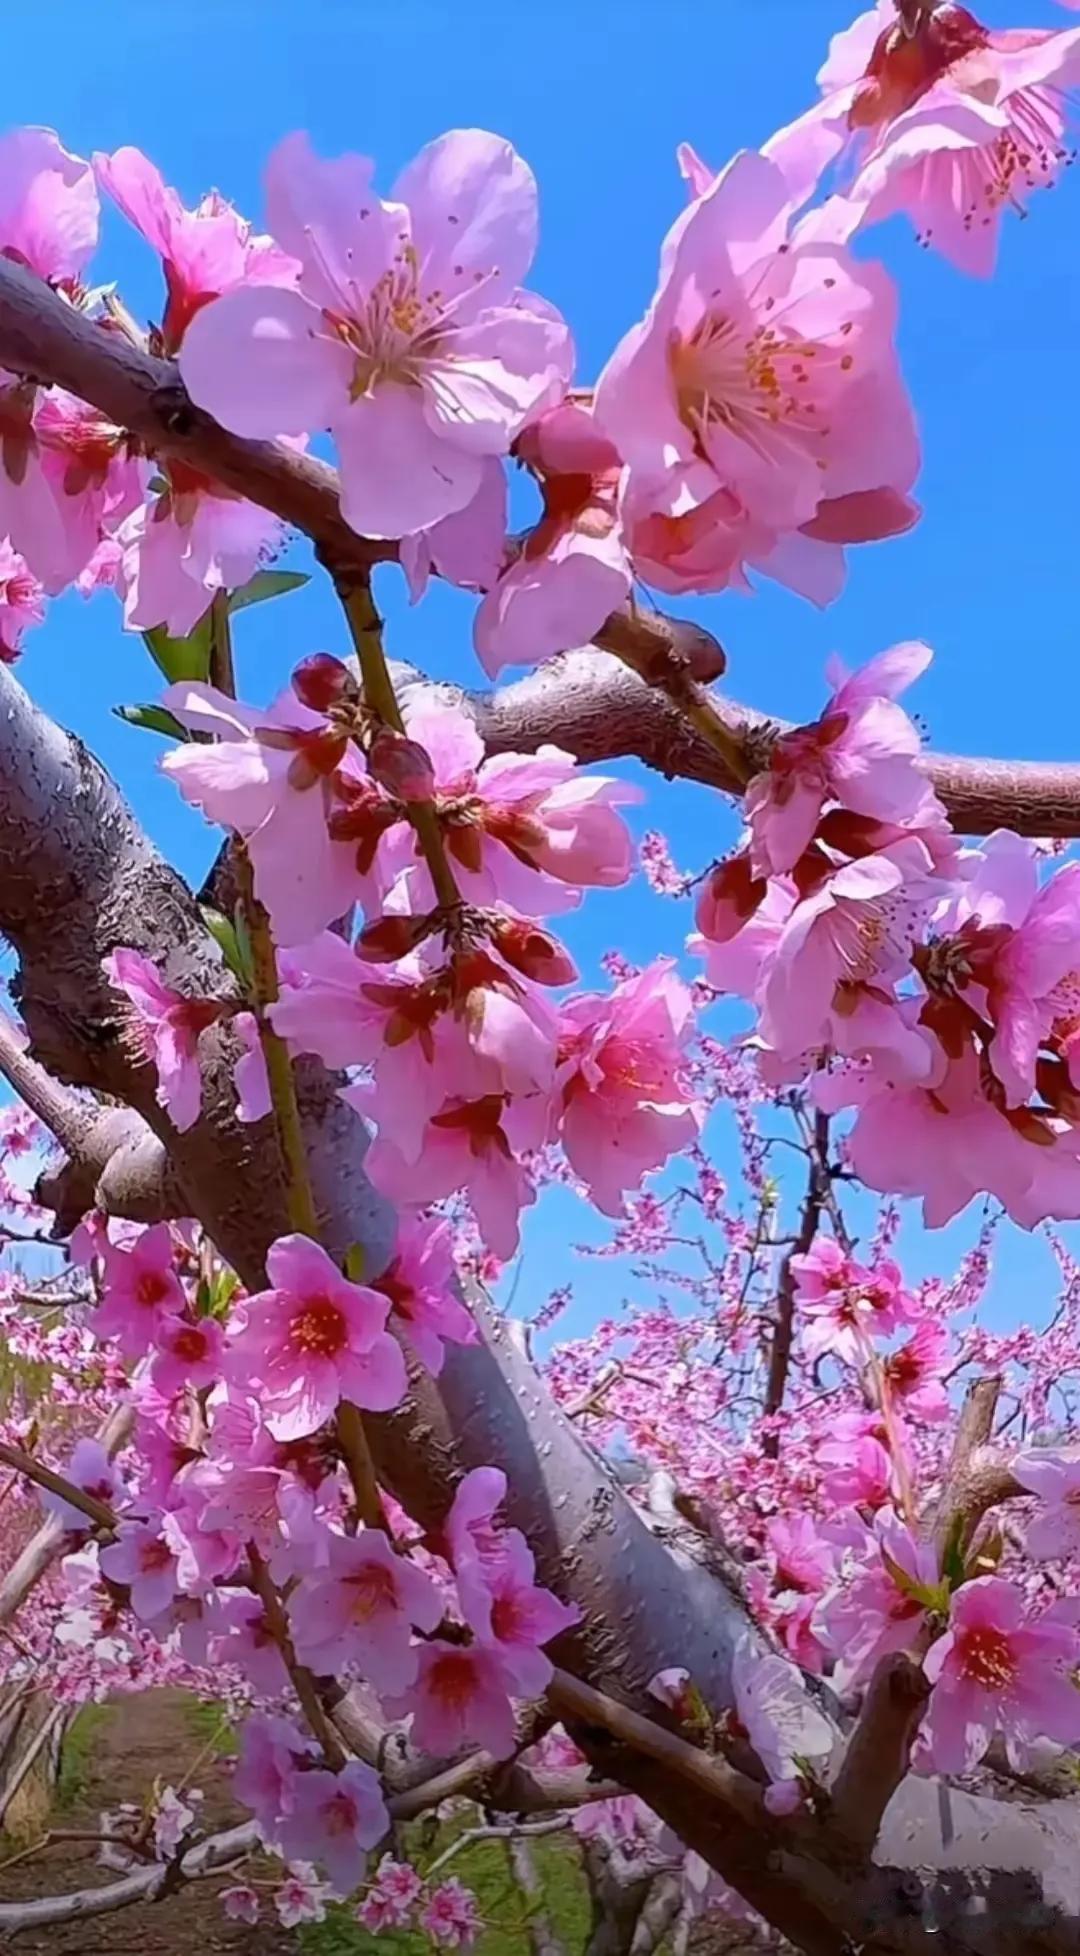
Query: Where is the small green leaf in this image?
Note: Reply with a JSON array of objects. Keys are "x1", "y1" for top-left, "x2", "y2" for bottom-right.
[
  {"x1": 232, "y1": 901, "x2": 256, "y2": 989},
  {"x1": 142, "y1": 611, "x2": 213, "y2": 683},
  {"x1": 201, "y1": 904, "x2": 256, "y2": 989},
  {"x1": 344, "y1": 1243, "x2": 367, "y2": 1284},
  {"x1": 113, "y1": 703, "x2": 189, "y2": 740},
  {"x1": 229, "y1": 568, "x2": 310, "y2": 614}
]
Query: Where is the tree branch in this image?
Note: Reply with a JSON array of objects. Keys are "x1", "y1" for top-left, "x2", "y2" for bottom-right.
[{"x1": 0, "y1": 257, "x2": 1077, "y2": 835}]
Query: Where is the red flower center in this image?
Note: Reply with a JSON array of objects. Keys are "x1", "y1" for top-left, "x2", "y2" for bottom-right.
[
  {"x1": 171, "y1": 1324, "x2": 209, "y2": 1362},
  {"x1": 135, "y1": 1270, "x2": 172, "y2": 1308},
  {"x1": 957, "y1": 1623, "x2": 1017, "y2": 1690},
  {"x1": 290, "y1": 1298, "x2": 348, "y2": 1357},
  {"x1": 348, "y1": 1564, "x2": 398, "y2": 1620},
  {"x1": 428, "y1": 1650, "x2": 477, "y2": 1709}
]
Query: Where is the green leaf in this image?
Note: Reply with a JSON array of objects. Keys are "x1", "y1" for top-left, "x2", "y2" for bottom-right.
[
  {"x1": 344, "y1": 1243, "x2": 367, "y2": 1284},
  {"x1": 232, "y1": 901, "x2": 255, "y2": 990},
  {"x1": 229, "y1": 568, "x2": 310, "y2": 614},
  {"x1": 201, "y1": 904, "x2": 246, "y2": 981},
  {"x1": 113, "y1": 703, "x2": 189, "y2": 741},
  {"x1": 142, "y1": 611, "x2": 213, "y2": 683}
]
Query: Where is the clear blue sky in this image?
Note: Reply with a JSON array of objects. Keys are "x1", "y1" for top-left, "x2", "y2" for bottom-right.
[{"x1": 5, "y1": 0, "x2": 1079, "y2": 1339}]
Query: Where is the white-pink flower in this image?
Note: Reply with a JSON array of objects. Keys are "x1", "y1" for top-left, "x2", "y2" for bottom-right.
[
  {"x1": 102, "y1": 947, "x2": 223, "y2": 1132},
  {"x1": 1013, "y1": 1451, "x2": 1080, "y2": 1561},
  {"x1": 180, "y1": 130, "x2": 572, "y2": 540},
  {"x1": 115, "y1": 472, "x2": 288, "y2": 639},
  {"x1": 422, "y1": 1879, "x2": 482, "y2": 1949},
  {"x1": 385, "y1": 1640, "x2": 518, "y2": 1760},
  {"x1": 225, "y1": 1233, "x2": 406, "y2": 1441},
  {"x1": 92, "y1": 1223, "x2": 186, "y2": 1357},
  {"x1": 923, "y1": 1576, "x2": 1080, "y2": 1773},
  {"x1": 99, "y1": 1519, "x2": 179, "y2": 1622},
  {"x1": 274, "y1": 1760, "x2": 388, "y2": 1897},
  {"x1": 458, "y1": 1529, "x2": 580, "y2": 1694},
  {"x1": 288, "y1": 1527, "x2": 442, "y2": 1691}
]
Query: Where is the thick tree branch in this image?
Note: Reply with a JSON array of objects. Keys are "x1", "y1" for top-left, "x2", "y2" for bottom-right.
[{"x1": 0, "y1": 258, "x2": 1077, "y2": 835}]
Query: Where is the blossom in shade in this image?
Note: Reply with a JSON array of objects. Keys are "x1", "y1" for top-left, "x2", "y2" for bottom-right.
[
  {"x1": 179, "y1": 129, "x2": 572, "y2": 540},
  {"x1": 288, "y1": 1527, "x2": 442, "y2": 1691},
  {"x1": 356, "y1": 1857, "x2": 423, "y2": 1932},
  {"x1": 221, "y1": 1886, "x2": 260, "y2": 1925},
  {"x1": 593, "y1": 149, "x2": 919, "y2": 607},
  {"x1": 274, "y1": 1760, "x2": 389, "y2": 1897},
  {"x1": 445, "y1": 1466, "x2": 512, "y2": 1577},
  {"x1": 816, "y1": 1510, "x2": 942, "y2": 1689},
  {"x1": 161, "y1": 682, "x2": 368, "y2": 947},
  {"x1": 385, "y1": 1640, "x2": 518, "y2": 1759},
  {"x1": 40, "y1": 1439, "x2": 122, "y2": 1534},
  {"x1": 745, "y1": 643, "x2": 938, "y2": 877},
  {"x1": 92, "y1": 1224, "x2": 186, "y2": 1356},
  {"x1": 553, "y1": 961, "x2": 701, "y2": 1216},
  {"x1": 99, "y1": 1519, "x2": 179, "y2": 1622},
  {"x1": 766, "y1": 1514, "x2": 835, "y2": 1597},
  {"x1": 367, "y1": 1217, "x2": 477, "y2": 1375},
  {"x1": 94, "y1": 145, "x2": 297, "y2": 354},
  {"x1": 102, "y1": 947, "x2": 222, "y2": 1132},
  {"x1": 1012, "y1": 1452, "x2": 1080, "y2": 1561},
  {"x1": 224, "y1": 1233, "x2": 407, "y2": 1441},
  {"x1": 0, "y1": 540, "x2": 44, "y2": 661},
  {"x1": 422, "y1": 1880, "x2": 482, "y2": 1949},
  {"x1": 473, "y1": 402, "x2": 632, "y2": 674},
  {"x1": 458, "y1": 1530, "x2": 580, "y2": 1693},
  {"x1": 207, "y1": 1592, "x2": 290, "y2": 1695},
  {"x1": 818, "y1": 1413, "x2": 895, "y2": 1510},
  {"x1": 234, "y1": 1713, "x2": 317, "y2": 1836},
  {"x1": 115, "y1": 471, "x2": 289, "y2": 639},
  {"x1": 731, "y1": 1640, "x2": 833, "y2": 1784},
  {"x1": 274, "y1": 1866, "x2": 331, "y2": 1928},
  {"x1": 922, "y1": 1576, "x2": 1080, "y2": 1773}
]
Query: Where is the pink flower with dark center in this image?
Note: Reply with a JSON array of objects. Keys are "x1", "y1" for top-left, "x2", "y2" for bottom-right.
[
  {"x1": 274, "y1": 1760, "x2": 389, "y2": 1896},
  {"x1": 99, "y1": 1519, "x2": 179, "y2": 1622},
  {"x1": 474, "y1": 402, "x2": 632, "y2": 674},
  {"x1": 103, "y1": 947, "x2": 223, "y2": 1133},
  {"x1": 553, "y1": 961, "x2": 701, "y2": 1217},
  {"x1": 273, "y1": 1866, "x2": 330, "y2": 1928},
  {"x1": 161, "y1": 682, "x2": 369, "y2": 947},
  {"x1": 882, "y1": 1318, "x2": 951, "y2": 1422},
  {"x1": 29, "y1": 391, "x2": 146, "y2": 594},
  {"x1": 94, "y1": 146, "x2": 297, "y2": 354},
  {"x1": 0, "y1": 540, "x2": 44, "y2": 662},
  {"x1": 288, "y1": 1527, "x2": 442, "y2": 1692},
  {"x1": 816, "y1": 1510, "x2": 941, "y2": 1689},
  {"x1": 360, "y1": 1088, "x2": 542, "y2": 1262},
  {"x1": 92, "y1": 1224, "x2": 186, "y2": 1357},
  {"x1": 593, "y1": 149, "x2": 919, "y2": 605},
  {"x1": 445, "y1": 1465, "x2": 512, "y2": 1578},
  {"x1": 179, "y1": 129, "x2": 572, "y2": 541},
  {"x1": 356, "y1": 1857, "x2": 423, "y2": 1932},
  {"x1": 221, "y1": 1886, "x2": 260, "y2": 1925},
  {"x1": 457, "y1": 1530, "x2": 580, "y2": 1694},
  {"x1": 208, "y1": 1591, "x2": 290, "y2": 1695},
  {"x1": 367, "y1": 1217, "x2": 477, "y2": 1375},
  {"x1": 923, "y1": 1576, "x2": 1080, "y2": 1773},
  {"x1": 791, "y1": 1235, "x2": 915, "y2": 1364},
  {"x1": 766, "y1": 1514, "x2": 835, "y2": 1596},
  {"x1": 224, "y1": 1232, "x2": 406, "y2": 1441},
  {"x1": 421, "y1": 1879, "x2": 482, "y2": 1949},
  {"x1": 151, "y1": 1313, "x2": 225, "y2": 1396},
  {"x1": 385, "y1": 1640, "x2": 518, "y2": 1760}
]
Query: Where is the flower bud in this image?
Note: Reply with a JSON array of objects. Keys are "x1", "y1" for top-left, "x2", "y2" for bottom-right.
[
  {"x1": 489, "y1": 915, "x2": 577, "y2": 986},
  {"x1": 356, "y1": 912, "x2": 436, "y2": 962},
  {"x1": 368, "y1": 728, "x2": 437, "y2": 804},
  {"x1": 291, "y1": 653, "x2": 354, "y2": 713}
]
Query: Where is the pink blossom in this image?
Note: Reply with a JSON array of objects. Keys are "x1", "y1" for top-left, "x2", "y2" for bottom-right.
[
  {"x1": 818, "y1": 1414, "x2": 895, "y2": 1510},
  {"x1": 0, "y1": 541, "x2": 44, "y2": 661},
  {"x1": 180, "y1": 130, "x2": 572, "y2": 540},
  {"x1": 791, "y1": 1235, "x2": 915, "y2": 1364},
  {"x1": 99, "y1": 1519, "x2": 179, "y2": 1622},
  {"x1": 361, "y1": 1090, "x2": 541, "y2": 1262},
  {"x1": 29, "y1": 391, "x2": 146, "y2": 594},
  {"x1": 816, "y1": 1511, "x2": 941, "y2": 1689},
  {"x1": 746, "y1": 644, "x2": 938, "y2": 876},
  {"x1": 153, "y1": 1785, "x2": 199, "y2": 1858},
  {"x1": 92, "y1": 1224, "x2": 186, "y2": 1356},
  {"x1": 458, "y1": 1530, "x2": 580, "y2": 1693},
  {"x1": 474, "y1": 403, "x2": 632, "y2": 674},
  {"x1": 288, "y1": 1527, "x2": 442, "y2": 1691},
  {"x1": 731, "y1": 1640, "x2": 833, "y2": 1783},
  {"x1": 553, "y1": 961, "x2": 701, "y2": 1217},
  {"x1": 274, "y1": 1865, "x2": 331, "y2": 1928},
  {"x1": 221, "y1": 1886, "x2": 260, "y2": 1925},
  {"x1": 966, "y1": 858, "x2": 1080, "y2": 1107},
  {"x1": 764, "y1": 1779, "x2": 805, "y2": 1817},
  {"x1": 385, "y1": 1639, "x2": 517, "y2": 1760},
  {"x1": 593, "y1": 149, "x2": 919, "y2": 605},
  {"x1": 372, "y1": 704, "x2": 637, "y2": 919},
  {"x1": 94, "y1": 146, "x2": 297, "y2": 354},
  {"x1": 150, "y1": 1313, "x2": 225, "y2": 1396},
  {"x1": 445, "y1": 1465, "x2": 512, "y2": 1577},
  {"x1": 368, "y1": 1217, "x2": 477, "y2": 1375},
  {"x1": 225, "y1": 1233, "x2": 406, "y2": 1441},
  {"x1": 923, "y1": 1577, "x2": 1080, "y2": 1773},
  {"x1": 40, "y1": 1440, "x2": 122, "y2": 1534},
  {"x1": 882, "y1": 1319, "x2": 951, "y2": 1423},
  {"x1": 161, "y1": 683, "x2": 368, "y2": 946},
  {"x1": 0, "y1": 128, "x2": 98, "y2": 283},
  {"x1": 356, "y1": 1857, "x2": 423, "y2": 1932},
  {"x1": 102, "y1": 947, "x2": 222, "y2": 1132},
  {"x1": 766, "y1": 1514, "x2": 835, "y2": 1596},
  {"x1": 422, "y1": 1879, "x2": 482, "y2": 1949},
  {"x1": 234, "y1": 1712, "x2": 317, "y2": 1836},
  {"x1": 207, "y1": 1591, "x2": 290, "y2": 1695},
  {"x1": 1012, "y1": 1452, "x2": 1080, "y2": 1560},
  {"x1": 275, "y1": 1759, "x2": 389, "y2": 1896},
  {"x1": 115, "y1": 470, "x2": 289, "y2": 639}
]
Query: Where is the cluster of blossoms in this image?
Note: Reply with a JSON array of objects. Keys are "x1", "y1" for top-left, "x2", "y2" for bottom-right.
[{"x1": 2, "y1": 0, "x2": 1080, "y2": 1940}]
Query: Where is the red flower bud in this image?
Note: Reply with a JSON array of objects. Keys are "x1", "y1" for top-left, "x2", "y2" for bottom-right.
[
  {"x1": 356, "y1": 912, "x2": 436, "y2": 962},
  {"x1": 291, "y1": 653, "x2": 354, "y2": 713},
  {"x1": 490, "y1": 915, "x2": 578, "y2": 986},
  {"x1": 368, "y1": 728, "x2": 437, "y2": 804}
]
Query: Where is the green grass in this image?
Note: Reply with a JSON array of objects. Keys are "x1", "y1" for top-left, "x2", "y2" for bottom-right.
[
  {"x1": 56, "y1": 1703, "x2": 112, "y2": 1809},
  {"x1": 300, "y1": 1821, "x2": 593, "y2": 1956},
  {"x1": 181, "y1": 1695, "x2": 239, "y2": 1758}
]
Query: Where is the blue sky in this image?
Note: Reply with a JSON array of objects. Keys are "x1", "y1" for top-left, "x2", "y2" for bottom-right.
[{"x1": 5, "y1": 0, "x2": 1079, "y2": 1340}]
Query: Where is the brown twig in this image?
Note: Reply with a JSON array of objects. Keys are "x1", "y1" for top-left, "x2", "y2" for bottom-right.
[
  {"x1": 932, "y1": 1375, "x2": 1005, "y2": 1559},
  {"x1": 0, "y1": 1442, "x2": 116, "y2": 1532},
  {"x1": 547, "y1": 1668, "x2": 763, "y2": 1827},
  {"x1": 828, "y1": 1652, "x2": 931, "y2": 1856},
  {"x1": 245, "y1": 1545, "x2": 347, "y2": 1771}
]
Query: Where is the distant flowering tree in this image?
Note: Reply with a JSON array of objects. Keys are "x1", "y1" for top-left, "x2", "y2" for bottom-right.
[{"x1": 3, "y1": 5, "x2": 1080, "y2": 1951}]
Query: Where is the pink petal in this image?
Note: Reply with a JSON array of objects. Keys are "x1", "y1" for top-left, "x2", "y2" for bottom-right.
[{"x1": 180, "y1": 285, "x2": 352, "y2": 438}]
